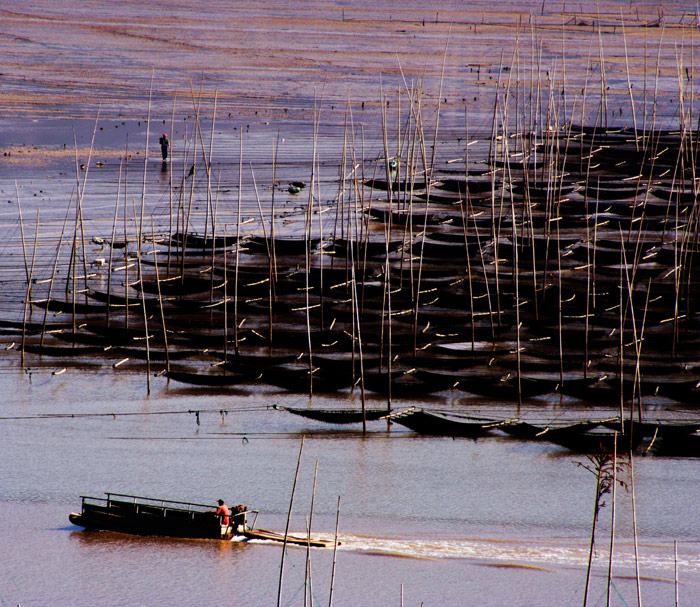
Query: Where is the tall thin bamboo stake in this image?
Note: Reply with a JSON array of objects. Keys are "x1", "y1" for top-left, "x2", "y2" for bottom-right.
[
  {"x1": 166, "y1": 95, "x2": 176, "y2": 274},
  {"x1": 413, "y1": 34, "x2": 449, "y2": 355},
  {"x1": 41, "y1": 192, "x2": 74, "y2": 344},
  {"x1": 132, "y1": 198, "x2": 151, "y2": 395},
  {"x1": 606, "y1": 433, "x2": 617, "y2": 607},
  {"x1": 277, "y1": 436, "x2": 305, "y2": 607},
  {"x1": 250, "y1": 164, "x2": 274, "y2": 344},
  {"x1": 349, "y1": 192, "x2": 368, "y2": 428},
  {"x1": 271, "y1": 134, "x2": 280, "y2": 289},
  {"x1": 596, "y1": 22, "x2": 609, "y2": 129},
  {"x1": 137, "y1": 81, "x2": 154, "y2": 394},
  {"x1": 328, "y1": 495, "x2": 341, "y2": 607},
  {"x1": 305, "y1": 92, "x2": 321, "y2": 395},
  {"x1": 152, "y1": 217, "x2": 170, "y2": 373},
  {"x1": 630, "y1": 453, "x2": 643, "y2": 607},
  {"x1": 234, "y1": 132, "x2": 243, "y2": 354},
  {"x1": 123, "y1": 139, "x2": 130, "y2": 329},
  {"x1": 223, "y1": 225, "x2": 229, "y2": 364},
  {"x1": 21, "y1": 210, "x2": 40, "y2": 368},
  {"x1": 304, "y1": 460, "x2": 319, "y2": 607},
  {"x1": 510, "y1": 189, "x2": 522, "y2": 409},
  {"x1": 674, "y1": 539, "x2": 679, "y2": 607},
  {"x1": 180, "y1": 129, "x2": 198, "y2": 277},
  {"x1": 379, "y1": 98, "x2": 393, "y2": 408},
  {"x1": 14, "y1": 182, "x2": 30, "y2": 286},
  {"x1": 205, "y1": 94, "x2": 218, "y2": 249},
  {"x1": 347, "y1": 111, "x2": 367, "y2": 408},
  {"x1": 73, "y1": 108, "x2": 101, "y2": 308},
  {"x1": 106, "y1": 162, "x2": 123, "y2": 324},
  {"x1": 620, "y1": 14, "x2": 639, "y2": 149},
  {"x1": 583, "y1": 463, "x2": 603, "y2": 607}
]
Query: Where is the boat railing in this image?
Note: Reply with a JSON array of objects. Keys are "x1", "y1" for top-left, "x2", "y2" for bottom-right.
[
  {"x1": 235, "y1": 508, "x2": 259, "y2": 531},
  {"x1": 80, "y1": 494, "x2": 259, "y2": 528},
  {"x1": 102, "y1": 493, "x2": 217, "y2": 511},
  {"x1": 80, "y1": 493, "x2": 222, "y2": 517}
]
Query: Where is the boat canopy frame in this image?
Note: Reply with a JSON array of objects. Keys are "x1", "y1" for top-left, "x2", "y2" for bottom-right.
[{"x1": 79, "y1": 493, "x2": 260, "y2": 529}]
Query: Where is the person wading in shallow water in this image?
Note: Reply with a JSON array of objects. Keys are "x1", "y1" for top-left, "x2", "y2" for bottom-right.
[
  {"x1": 159, "y1": 133, "x2": 169, "y2": 161},
  {"x1": 215, "y1": 499, "x2": 230, "y2": 526}
]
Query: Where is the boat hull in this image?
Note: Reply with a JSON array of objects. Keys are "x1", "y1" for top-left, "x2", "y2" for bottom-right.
[
  {"x1": 69, "y1": 502, "x2": 227, "y2": 540},
  {"x1": 69, "y1": 494, "x2": 338, "y2": 547}
]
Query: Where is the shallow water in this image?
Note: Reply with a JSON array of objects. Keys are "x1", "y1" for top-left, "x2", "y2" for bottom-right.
[
  {"x1": 1, "y1": 365, "x2": 700, "y2": 606},
  {"x1": 2, "y1": 1, "x2": 700, "y2": 605}
]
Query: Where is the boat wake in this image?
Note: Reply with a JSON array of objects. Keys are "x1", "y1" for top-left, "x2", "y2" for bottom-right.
[{"x1": 331, "y1": 534, "x2": 700, "y2": 576}]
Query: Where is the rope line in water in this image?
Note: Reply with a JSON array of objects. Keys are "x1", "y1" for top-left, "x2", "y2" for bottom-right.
[
  {"x1": 104, "y1": 432, "x2": 411, "y2": 441},
  {"x1": 0, "y1": 405, "x2": 275, "y2": 421}
]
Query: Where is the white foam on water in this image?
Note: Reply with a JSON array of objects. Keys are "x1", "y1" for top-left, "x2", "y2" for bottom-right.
[{"x1": 333, "y1": 534, "x2": 700, "y2": 575}]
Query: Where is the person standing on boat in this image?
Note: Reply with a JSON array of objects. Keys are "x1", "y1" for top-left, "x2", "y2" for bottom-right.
[
  {"x1": 159, "y1": 133, "x2": 170, "y2": 161},
  {"x1": 232, "y1": 504, "x2": 247, "y2": 533},
  {"x1": 216, "y1": 499, "x2": 230, "y2": 526}
]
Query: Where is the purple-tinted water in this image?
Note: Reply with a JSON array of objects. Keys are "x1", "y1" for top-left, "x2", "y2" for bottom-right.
[
  {"x1": 2, "y1": 2, "x2": 700, "y2": 605},
  {"x1": 1, "y1": 364, "x2": 699, "y2": 606}
]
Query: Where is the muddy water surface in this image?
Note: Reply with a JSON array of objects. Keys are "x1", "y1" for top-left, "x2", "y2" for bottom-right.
[{"x1": 2, "y1": 2, "x2": 700, "y2": 606}]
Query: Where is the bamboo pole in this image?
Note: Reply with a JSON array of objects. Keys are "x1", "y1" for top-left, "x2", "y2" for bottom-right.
[
  {"x1": 234, "y1": 132, "x2": 242, "y2": 354},
  {"x1": 583, "y1": 463, "x2": 603, "y2": 607},
  {"x1": 166, "y1": 95, "x2": 176, "y2": 274},
  {"x1": 106, "y1": 163, "x2": 123, "y2": 324},
  {"x1": 21, "y1": 210, "x2": 40, "y2": 368},
  {"x1": 304, "y1": 460, "x2": 319, "y2": 607},
  {"x1": 223, "y1": 225, "x2": 229, "y2": 364},
  {"x1": 630, "y1": 453, "x2": 643, "y2": 607},
  {"x1": 277, "y1": 436, "x2": 305, "y2": 607},
  {"x1": 328, "y1": 495, "x2": 341, "y2": 607},
  {"x1": 674, "y1": 539, "x2": 679, "y2": 607},
  {"x1": 132, "y1": 199, "x2": 151, "y2": 395},
  {"x1": 14, "y1": 182, "x2": 30, "y2": 286},
  {"x1": 305, "y1": 92, "x2": 321, "y2": 395},
  {"x1": 41, "y1": 193, "x2": 74, "y2": 345},
  {"x1": 606, "y1": 433, "x2": 617, "y2": 607},
  {"x1": 152, "y1": 217, "x2": 170, "y2": 373}
]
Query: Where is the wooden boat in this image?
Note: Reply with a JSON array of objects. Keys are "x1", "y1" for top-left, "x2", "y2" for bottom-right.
[
  {"x1": 261, "y1": 365, "x2": 355, "y2": 393},
  {"x1": 169, "y1": 232, "x2": 239, "y2": 250},
  {"x1": 362, "y1": 178, "x2": 427, "y2": 192},
  {"x1": 164, "y1": 368, "x2": 256, "y2": 387},
  {"x1": 362, "y1": 370, "x2": 445, "y2": 397},
  {"x1": 498, "y1": 419, "x2": 547, "y2": 440},
  {"x1": 389, "y1": 408, "x2": 503, "y2": 438},
  {"x1": 219, "y1": 352, "x2": 300, "y2": 372},
  {"x1": 543, "y1": 425, "x2": 643, "y2": 454},
  {"x1": 275, "y1": 405, "x2": 388, "y2": 424},
  {"x1": 136, "y1": 276, "x2": 226, "y2": 297},
  {"x1": 88, "y1": 290, "x2": 169, "y2": 310},
  {"x1": 434, "y1": 177, "x2": 494, "y2": 194},
  {"x1": 455, "y1": 373, "x2": 558, "y2": 400},
  {"x1": 31, "y1": 298, "x2": 110, "y2": 316},
  {"x1": 650, "y1": 430, "x2": 700, "y2": 457},
  {"x1": 21, "y1": 343, "x2": 113, "y2": 357},
  {"x1": 115, "y1": 346, "x2": 203, "y2": 362},
  {"x1": 69, "y1": 493, "x2": 336, "y2": 548},
  {"x1": 245, "y1": 236, "x2": 319, "y2": 256}
]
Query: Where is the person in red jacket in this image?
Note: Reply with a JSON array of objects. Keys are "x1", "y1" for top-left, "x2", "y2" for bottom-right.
[{"x1": 216, "y1": 499, "x2": 230, "y2": 525}]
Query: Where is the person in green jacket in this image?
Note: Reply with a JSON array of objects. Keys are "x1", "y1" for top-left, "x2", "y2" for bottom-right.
[{"x1": 159, "y1": 133, "x2": 170, "y2": 161}]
